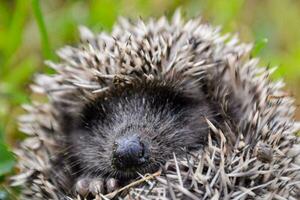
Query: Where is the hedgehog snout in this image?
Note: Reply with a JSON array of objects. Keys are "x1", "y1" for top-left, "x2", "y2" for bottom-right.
[{"x1": 112, "y1": 135, "x2": 149, "y2": 169}]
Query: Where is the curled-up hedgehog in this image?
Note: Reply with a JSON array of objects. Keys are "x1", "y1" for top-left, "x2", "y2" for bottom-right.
[{"x1": 12, "y1": 11, "x2": 300, "y2": 200}]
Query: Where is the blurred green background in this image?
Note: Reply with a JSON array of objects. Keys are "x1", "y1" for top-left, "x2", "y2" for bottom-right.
[{"x1": 0, "y1": 0, "x2": 299, "y2": 199}]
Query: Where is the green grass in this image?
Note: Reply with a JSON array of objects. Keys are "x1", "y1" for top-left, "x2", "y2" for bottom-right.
[
  {"x1": 32, "y1": 0, "x2": 54, "y2": 60},
  {"x1": 0, "y1": 0, "x2": 300, "y2": 199}
]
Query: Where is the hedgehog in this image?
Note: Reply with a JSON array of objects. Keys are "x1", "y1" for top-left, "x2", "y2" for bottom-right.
[{"x1": 12, "y1": 11, "x2": 300, "y2": 200}]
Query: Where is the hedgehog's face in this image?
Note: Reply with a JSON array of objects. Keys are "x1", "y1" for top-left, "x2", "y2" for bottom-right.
[{"x1": 71, "y1": 81, "x2": 212, "y2": 180}]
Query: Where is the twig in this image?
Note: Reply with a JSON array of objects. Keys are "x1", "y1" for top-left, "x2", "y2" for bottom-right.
[{"x1": 105, "y1": 170, "x2": 161, "y2": 199}]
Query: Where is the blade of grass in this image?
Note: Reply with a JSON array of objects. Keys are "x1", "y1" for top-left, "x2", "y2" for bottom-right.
[
  {"x1": 1, "y1": 0, "x2": 29, "y2": 75},
  {"x1": 252, "y1": 38, "x2": 268, "y2": 56},
  {"x1": 32, "y1": 0, "x2": 54, "y2": 60}
]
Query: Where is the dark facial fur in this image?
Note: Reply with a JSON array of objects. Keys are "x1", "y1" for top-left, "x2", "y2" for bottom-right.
[{"x1": 53, "y1": 79, "x2": 217, "y2": 194}]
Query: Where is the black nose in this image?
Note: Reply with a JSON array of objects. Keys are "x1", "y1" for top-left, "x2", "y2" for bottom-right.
[{"x1": 112, "y1": 135, "x2": 149, "y2": 169}]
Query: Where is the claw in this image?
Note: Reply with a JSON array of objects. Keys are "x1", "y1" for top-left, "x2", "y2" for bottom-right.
[
  {"x1": 75, "y1": 177, "x2": 119, "y2": 197},
  {"x1": 89, "y1": 179, "x2": 105, "y2": 195},
  {"x1": 106, "y1": 178, "x2": 119, "y2": 193},
  {"x1": 75, "y1": 178, "x2": 91, "y2": 197}
]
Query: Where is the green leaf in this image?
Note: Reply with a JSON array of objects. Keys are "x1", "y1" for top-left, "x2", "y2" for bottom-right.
[
  {"x1": 252, "y1": 38, "x2": 268, "y2": 56},
  {"x1": 0, "y1": 142, "x2": 15, "y2": 176},
  {"x1": 0, "y1": 126, "x2": 3, "y2": 141}
]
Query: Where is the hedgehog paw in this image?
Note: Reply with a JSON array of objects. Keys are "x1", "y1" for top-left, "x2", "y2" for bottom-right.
[{"x1": 75, "y1": 177, "x2": 119, "y2": 197}]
